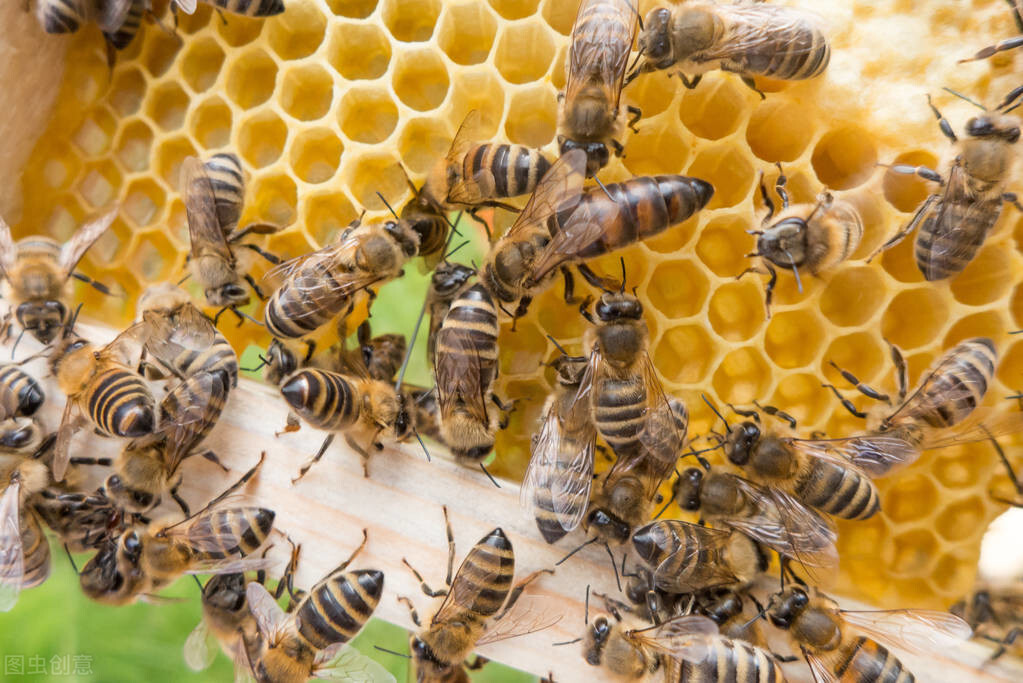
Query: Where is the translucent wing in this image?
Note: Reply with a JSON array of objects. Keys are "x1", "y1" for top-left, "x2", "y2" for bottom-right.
[
  {"x1": 475, "y1": 597, "x2": 562, "y2": 646},
  {"x1": 173, "y1": 0, "x2": 198, "y2": 15},
  {"x1": 94, "y1": 0, "x2": 134, "y2": 32},
  {"x1": 637, "y1": 356, "x2": 687, "y2": 496},
  {"x1": 840, "y1": 609, "x2": 972, "y2": 656},
  {"x1": 0, "y1": 213, "x2": 16, "y2": 276},
  {"x1": 497, "y1": 149, "x2": 586, "y2": 243},
  {"x1": 160, "y1": 371, "x2": 228, "y2": 474},
  {"x1": 631, "y1": 615, "x2": 719, "y2": 657},
  {"x1": 433, "y1": 315, "x2": 491, "y2": 425},
  {"x1": 565, "y1": 0, "x2": 636, "y2": 108},
  {"x1": 163, "y1": 495, "x2": 272, "y2": 552},
  {"x1": 312, "y1": 643, "x2": 397, "y2": 682},
  {"x1": 59, "y1": 207, "x2": 118, "y2": 277},
  {"x1": 142, "y1": 305, "x2": 217, "y2": 371},
  {"x1": 183, "y1": 619, "x2": 218, "y2": 671},
  {"x1": 648, "y1": 521, "x2": 738, "y2": 593},
  {"x1": 0, "y1": 481, "x2": 24, "y2": 611},
  {"x1": 919, "y1": 410, "x2": 1023, "y2": 451},
  {"x1": 185, "y1": 556, "x2": 278, "y2": 576},
  {"x1": 264, "y1": 238, "x2": 382, "y2": 315},
  {"x1": 720, "y1": 477, "x2": 838, "y2": 568},
  {"x1": 52, "y1": 401, "x2": 80, "y2": 483},
  {"x1": 792, "y1": 434, "x2": 919, "y2": 479},
  {"x1": 696, "y1": 5, "x2": 825, "y2": 64},
  {"x1": 183, "y1": 157, "x2": 234, "y2": 264},
  {"x1": 803, "y1": 650, "x2": 840, "y2": 683},
  {"x1": 245, "y1": 581, "x2": 289, "y2": 644},
  {"x1": 530, "y1": 192, "x2": 619, "y2": 282},
  {"x1": 433, "y1": 540, "x2": 505, "y2": 626},
  {"x1": 446, "y1": 109, "x2": 482, "y2": 167}
]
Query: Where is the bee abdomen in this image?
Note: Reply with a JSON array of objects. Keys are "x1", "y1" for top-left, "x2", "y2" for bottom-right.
[
  {"x1": 88, "y1": 369, "x2": 155, "y2": 438},
  {"x1": 19, "y1": 512, "x2": 52, "y2": 589},
  {"x1": 532, "y1": 452, "x2": 588, "y2": 543},
  {"x1": 102, "y1": 0, "x2": 144, "y2": 50},
  {"x1": 280, "y1": 369, "x2": 360, "y2": 431},
  {"x1": 0, "y1": 364, "x2": 45, "y2": 416},
  {"x1": 296, "y1": 568, "x2": 383, "y2": 650},
  {"x1": 907, "y1": 338, "x2": 996, "y2": 428},
  {"x1": 205, "y1": 153, "x2": 246, "y2": 230},
  {"x1": 436, "y1": 284, "x2": 499, "y2": 370},
  {"x1": 758, "y1": 23, "x2": 830, "y2": 80},
  {"x1": 834, "y1": 636, "x2": 915, "y2": 682},
  {"x1": 915, "y1": 201, "x2": 999, "y2": 280},
  {"x1": 39, "y1": 0, "x2": 83, "y2": 33},
  {"x1": 593, "y1": 377, "x2": 647, "y2": 452},
  {"x1": 466, "y1": 144, "x2": 551, "y2": 199},
  {"x1": 212, "y1": 0, "x2": 285, "y2": 17},
  {"x1": 677, "y1": 636, "x2": 784, "y2": 683},
  {"x1": 464, "y1": 528, "x2": 515, "y2": 617},
  {"x1": 794, "y1": 460, "x2": 879, "y2": 520},
  {"x1": 265, "y1": 264, "x2": 350, "y2": 339},
  {"x1": 192, "y1": 507, "x2": 274, "y2": 558}
]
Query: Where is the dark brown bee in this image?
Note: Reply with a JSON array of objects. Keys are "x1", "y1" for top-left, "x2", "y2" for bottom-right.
[
  {"x1": 173, "y1": 0, "x2": 284, "y2": 18},
  {"x1": 0, "y1": 207, "x2": 116, "y2": 344},
  {"x1": 522, "y1": 354, "x2": 596, "y2": 544},
  {"x1": 399, "y1": 169, "x2": 452, "y2": 268},
  {"x1": 871, "y1": 88, "x2": 1023, "y2": 280},
  {"x1": 742, "y1": 167, "x2": 863, "y2": 317},
  {"x1": 696, "y1": 588, "x2": 769, "y2": 647},
  {"x1": 423, "y1": 109, "x2": 553, "y2": 216},
  {"x1": 247, "y1": 533, "x2": 388, "y2": 683},
  {"x1": 950, "y1": 584, "x2": 1023, "y2": 660},
  {"x1": 630, "y1": 1, "x2": 830, "y2": 92},
  {"x1": 184, "y1": 573, "x2": 263, "y2": 676},
  {"x1": 0, "y1": 459, "x2": 52, "y2": 611},
  {"x1": 425, "y1": 261, "x2": 476, "y2": 364},
  {"x1": 768, "y1": 586, "x2": 971, "y2": 683},
  {"x1": 559, "y1": 0, "x2": 640, "y2": 176},
  {"x1": 0, "y1": 364, "x2": 45, "y2": 418},
  {"x1": 32, "y1": 484, "x2": 126, "y2": 554}
]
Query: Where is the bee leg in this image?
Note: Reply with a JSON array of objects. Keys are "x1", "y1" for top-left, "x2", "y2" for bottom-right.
[
  {"x1": 884, "y1": 338, "x2": 909, "y2": 403},
  {"x1": 303, "y1": 340, "x2": 316, "y2": 363},
  {"x1": 237, "y1": 243, "x2": 283, "y2": 266},
  {"x1": 578, "y1": 295, "x2": 596, "y2": 324},
  {"x1": 960, "y1": 35, "x2": 1023, "y2": 63},
  {"x1": 292, "y1": 434, "x2": 334, "y2": 483},
  {"x1": 1002, "y1": 192, "x2": 1023, "y2": 214},
  {"x1": 216, "y1": 7, "x2": 228, "y2": 25},
  {"x1": 68, "y1": 457, "x2": 112, "y2": 467},
  {"x1": 610, "y1": 138, "x2": 625, "y2": 158},
  {"x1": 752, "y1": 400, "x2": 798, "y2": 429},
  {"x1": 677, "y1": 73, "x2": 702, "y2": 89},
  {"x1": 397, "y1": 595, "x2": 421, "y2": 626},
  {"x1": 595, "y1": 444, "x2": 613, "y2": 462},
  {"x1": 401, "y1": 558, "x2": 448, "y2": 598},
  {"x1": 726, "y1": 404, "x2": 760, "y2": 421},
  {"x1": 495, "y1": 569, "x2": 555, "y2": 620},
  {"x1": 773, "y1": 163, "x2": 790, "y2": 209},
  {"x1": 244, "y1": 273, "x2": 267, "y2": 300},
  {"x1": 465, "y1": 656, "x2": 490, "y2": 671},
  {"x1": 169, "y1": 485, "x2": 190, "y2": 517},
  {"x1": 626, "y1": 105, "x2": 642, "y2": 133},
  {"x1": 442, "y1": 504, "x2": 456, "y2": 586},
  {"x1": 466, "y1": 209, "x2": 493, "y2": 241},
  {"x1": 740, "y1": 75, "x2": 766, "y2": 100},
  {"x1": 821, "y1": 383, "x2": 868, "y2": 419},
  {"x1": 229, "y1": 222, "x2": 283, "y2": 241},
  {"x1": 826, "y1": 361, "x2": 890, "y2": 403},
  {"x1": 335, "y1": 528, "x2": 368, "y2": 572},
  {"x1": 762, "y1": 262, "x2": 777, "y2": 320},
  {"x1": 926, "y1": 94, "x2": 958, "y2": 143},
  {"x1": 866, "y1": 193, "x2": 941, "y2": 262},
  {"x1": 989, "y1": 627, "x2": 1022, "y2": 661},
  {"x1": 275, "y1": 412, "x2": 302, "y2": 437},
  {"x1": 196, "y1": 449, "x2": 229, "y2": 472},
  {"x1": 560, "y1": 266, "x2": 577, "y2": 304},
  {"x1": 70, "y1": 272, "x2": 116, "y2": 296}
]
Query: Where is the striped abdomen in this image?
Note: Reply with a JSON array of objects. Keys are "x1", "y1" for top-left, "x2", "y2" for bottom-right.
[
  {"x1": 0, "y1": 365, "x2": 45, "y2": 416},
  {"x1": 793, "y1": 458, "x2": 879, "y2": 520},
  {"x1": 295, "y1": 568, "x2": 383, "y2": 650},
  {"x1": 552, "y1": 176, "x2": 714, "y2": 260},
  {"x1": 36, "y1": 0, "x2": 84, "y2": 33},
  {"x1": 531, "y1": 421, "x2": 591, "y2": 543},
  {"x1": 18, "y1": 511, "x2": 52, "y2": 590},
  {"x1": 86, "y1": 368, "x2": 155, "y2": 438},
  {"x1": 721, "y1": 11, "x2": 830, "y2": 80},
  {"x1": 434, "y1": 284, "x2": 499, "y2": 387},
  {"x1": 265, "y1": 261, "x2": 351, "y2": 339},
  {"x1": 103, "y1": 0, "x2": 144, "y2": 50},
  {"x1": 279, "y1": 369, "x2": 361, "y2": 432},
  {"x1": 901, "y1": 338, "x2": 996, "y2": 428},
  {"x1": 457, "y1": 528, "x2": 514, "y2": 617},
  {"x1": 205, "y1": 153, "x2": 245, "y2": 232},
  {"x1": 829, "y1": 636, "x2": 915, "y2": 683},
  {"x1": 163, "y1": 333, "x2": 239, "y2": 388},
  {"x1": 676, "y1": 636, "x2": 785, "y2": 683},
  {"x1": 592, "y1": 375, "x2": 646, "y2": 455},
  {"x1": 463, "y1": 144, "x2": 551, "y2": 201},
  {"x1": 632, "y1": 520, "x2": 737, "y2": 593},
  {"x1": 160, "y1": 372, "x2": 229, "y2": 450},
  {"x1": 189, "y1": 507, "x2": 275, "y2": 559},
  {"x1": 915, "y1": 184, "x2": 1000, "y2": 280},
  {"x1": 570, "y1": 1, "x2": 635, "y2": 85},
  {"x1": 209, "y1": 0, "x2": 285, "y2": 17}
]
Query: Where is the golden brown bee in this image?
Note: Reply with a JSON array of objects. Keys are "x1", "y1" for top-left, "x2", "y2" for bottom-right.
[
  {"x1": 0, "y1": 458, "x2": 52, "y2": 611},
  {"x1": 768, "y1": 586, "x2": 971, "y2": 682},
  {"x1": 401, "y1": 507, "x2": 556, "y2": 683},
  {"x1": 582, "y1": 600, "x2": 783, "y2": 683},
  {"x1": 425, "y1": 261, "x2": 475, "y2": 364},
  {"x1": 0, "y1": 365, "x2": 47, "y2": 456},
  {"x1": 559, "y1": 0, "x2": 640, "y2": 176},
  {"x1": 522, "y1": 354, "x2": 596, "y2": 544},
  {"x1": 481, "y1": 150, "x2": 713, "y2": 320},
  {"x1": 50, "y1": 324, "x2": 157, "y2": 483},
  {"x1": 172, "y1": 0, "x2": 284, "y2": 19},
  {"x1": 433, "y1": 282, "x2": 510, "y2": 466},
  {"x1": 263, "y1": 217, "x2": 420, "y2": 340},
  {"x1": 35, "y1": 0, "x2": 136, "y2": 40},
  {"x1": 136, "y1": 283, "x2": 239, "y2": 388},
  {"x1": 950, "y1": 584, "x2": 1023, "y2": 660},
  {"x1": 630, "y1": 1, "x2": 830, "y2": 93},
  {"x1": 0, "y1": 207, "x2": 116, "y2": 344},
  {"x1": 631, "y1": 520, "x2": 766, "y2": 594},
  {"x1": 742, "y1": 167, "x2": 863, "y2": 317},
  {"x1": 673, "y1": 467, "x2": 838, "y2": 568},
  {"x1": 871, "y1": 89, "x2": 1023, "y2": 280},
  {"x1": 423, "y1": 109, "x2": 553, "y2": 217},
  {"x1": 247, "y1": 533, "x2": 389, "y2": 683},
  {"x1": 79, "y1": 455, "x2": 275, "y2": 605},
  {"x1": 183, "y1": 154, "x2": 282, "y2": 316}
]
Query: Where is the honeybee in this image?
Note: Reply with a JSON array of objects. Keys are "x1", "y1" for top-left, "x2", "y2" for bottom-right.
[
  {"x1": 0, "y1": 207, "x2": 116, "y2": 345},
  {"x1": 960, "y1": 1, "x2": 1023, "y2": 62},
  {"x1": 32, "y1": 483, "x2": 127, "y2": 553},
  {"x1": 673, "y1": 467, "x2": 838, "y2": 569},
  {"x1": 0, "y1": 458, "x2": 52, "y2": 611},
  {"x1": 399, "y1": 169, "x2": 453, "y2": 267},
  {"x1": 425, "y1": 261, "x2": 475, "y2": 363},
  {"x1": 522, "y1": 353, "x2": 596, "y2": 544},
  {"x1": 79, "y1": 455, "x2": 275, "y2": 605},
  {"x1": 741, "y1": 166, "x2": 863, "y2": 317},
  {"x1": 767, "y1": 586, "x2": 971, "y2": 682},
  {"x1": 182, "y1": 154, "x2": 282, "y2": 316},
  {"x1": 582, "y1": 600, "x2": 784, "y2": 682},
  {"x1": 35, "y1": 0, "x2": 133, "y2": 38},
  {"x1": 401, "y1": 507, "x2": 557, "y2": 682},
  {"x1": 0, "y1": 364, "x2": 47, "y2": 456},
  {"x1": 50, "y1": 323, "x2": 157, "y2": 482},
  {"x1": 263, "y1": 217, "x2": 420, "y2": 340},
  {"x1": 423, "y1": 109, "x2": 553, "y2": 219},
  {"x1": 950, "y1": 584, "x2": 1023, "y2": 659},
  {"x1": 695, "y1": 588, "x2": 769, "y2": 646},
  {"x1": 101, "y1": 0, "x2": 147, "y2": 51},
  {"x1": 871, "y1": 88, "x2": 1023, "y2": 280},
  {"x1": 559, "y1": 0, "x2": 640, "y2": 176},
  {"x1": 172, "y1": 0, "x2": 284, "y2": 18},
  {"x1": 629, "y1": 1, "x2": 830, "y2": 93},
  {"x1": 481, "y1": 150, "x2": 713, "y2": 320},
  {"x1": 135, "y1": 283, "x2": 239, "y2": 388},
  {"x1": 247, "y1": 532, "x2": 392, "y2": 683}
]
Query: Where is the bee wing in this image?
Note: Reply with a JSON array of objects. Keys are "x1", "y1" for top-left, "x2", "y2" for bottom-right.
[
  {"x1": 693, "y1": 5, "x2": 824, "y2": 64},
  {"x1": 183, "y1": 618, "x2": 218, "y2": 671},
  {"x1": 446, "y1": 109, "x2": 482, "y2": 167},
  {"x1": 840, "y1": 609, "x2": 972, "y2": 656},
  {"x1": 565, "y1": 0, "x2": 636, "y2": 109},
  {"x1": 160, "y1": 372, "x2": 228, "y2": 473},
  {"x1": 173, "y1": 0, "x2": 198, "y2": 15},
  {"x1": 918, "y1": 410, "x2": 1023, "y2": 451},
  {"x1": 183, "y1": 156, "x2": 234, "y2": 264},
  {"x1": 637, "y1": 356, "x2": 687, "y2": 495},
  {"x1": 433, "y1": 320, "x2": 491, "y2": 425},
  {"x1": 721, "y1": 477, "x2": 838, "y2": 568},
  {"x1": 0, "y1": 481, "x2": 24, "y2": 611},
  {"x1": 650, "y1": 521, "x2": 738, "y2": 593},
  {"x1": 163, "y1": 495, "x2": 271, "y2": 552},
  {"x1": 632, "y1": 617, "x2": 720, "y2": 665},
  {"x1": 0, "y1": 214, "x2": 16, "y2": 277},
  {"x1": 59, "y1": 207, "x2": 118, "y2": 278},
  {"x1": 475, "y1": 597, "x2": 562, "y2": 646},
  {"x1": 95, "y1": 0, "x2": 134, "y2": 32},
  {"x1": 185, "y1": 555, "x2": 278, "y2": 576},
  {"x1": 265, "y1": 239, "x2": 382, "y2": 313},
  {"x1": 245, "y1": 580, "x2": 289, "y2": 643},
  {"x1": 791, "y1": 434, "x2": 919, "y2": 479},
  {"x1": 499, "y1": 149, "x2": 587, "y2": 242},
  {"x1": 530, "y1": 193, "x2": 615, "y2": 283},
  {"x1": 310, "y1": 643, "x2": 396, "y2": 682},
  {"x1": 432, "y1": 540, "x2": 508, "y2": 626},
  {"x1": 142, "y1": 305, "x2": 217, "y2": 367},
  {"x1": 52, "y1": 400, "x2": 80, "y2": 482},
  {"x1": 803, "y1": 650, "x2": 840, "y2": 683}
]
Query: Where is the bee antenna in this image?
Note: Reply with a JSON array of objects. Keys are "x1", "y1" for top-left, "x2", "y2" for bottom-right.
[
  {"x1": 700, "y1": 394, "x2": 730, "y2": 430},
  {"x1": 1009, "y1": 329, "x2": 1023, "y2": 334},
  {"x1": 413, "y1": 427, "x2": 431, "y2": 463},
  {"x1": 604, "y1": 542, "x2": 622, "y2": 592},
  {"x1": 63, "y1": 544, "x2": 79, "y2": 575},
  {"x1": 546, "y1": 335, "x2": 571, "y2": 356},
  {"x1": 375, "y1": 192, "x2": 401, "y2": 221},
  {"x1": 999, "y1": 85, "x2": 1023, "y2": 113},
  {"x1": 653, "y1": 489, "x2": 675, "y2": 520},
  {"x1": 395, "y1": 294, "x2": 429, "y2": 393},
  {"x1": 241, "y1": 355, "x2": 269, "y2": 373},
  {"x1": 593, "y1": 175, "x2": 616, "y2": 203},
  {"x1": 192, "y1": 575, "x2": 204, "y2": 590},
  {"x1": 10, "y1": 328, "x2": 25, "y2": 361},
  {"x1": 176, "y1": 272, "x2": 191, "y2": 286},
  {"x1": 942, "y1": 86, "x2": 987, "y2": 111},
  {"x1": 444, "y1": 239, "x2": 471, "y2": 261},
  {"x1": 584, "y1": 584, "x2": 591, "y2": 624},
  {"x1": 618, "y1": 257, "x2": 627, "y2": 293},
  {"x1": 552, "y1": 637, "x2": 583, "y2": 646},
  {"x1": 738, "y1": 604, "x2": 769, "y2": 632},
  {"x1": 442, "y1": 210, "x2": 464, "y2": 237},
  {"x1": 556, "y1": 537, "x2": 598, "y2": 566},
  {"x1": 782, "y1": 249, "x2": 803, "y2": 293},
  {"x1": 373, "y1": 645, "x2": 412, "y2": 659},
  {"x1": 479, "y1": 462, "x2": 501, "y2": 489}
]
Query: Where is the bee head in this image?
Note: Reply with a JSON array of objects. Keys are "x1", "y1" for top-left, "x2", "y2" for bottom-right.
[
  {"x1": 724, "y1": 421, "x2": 760, "y2": 466},
  {"x1": 430, "y1": 262, "x2": 475, "y2": 299},
  {"x1": 587, "y1": 508, "x2": 632, "y2": 545},
  {"x1": 104, "y1": 474, "x2": 158, "y2": 513},
  {"x1": 17, "y1": 300, "x2": 68, "y2": 344},
  {"x1": 767, "y1": 587, "x2": 810, "y2": 630},
  {"x1": 265, "y1": 339, "x2": 298, "y2": 385},
  {"x1": 201, "y1": 573, "x2": 247, "y2": 612},
  {"x1": 0, "y1": 419, "x2": 41, "y2": 451},
  {"x1": 639, "y1": 8, "x2": 674, "y2": 63},
  {"x1": 584, "y1": 614, "x2": 615, "y2": 665},
  {"x1": 700, "y1": 589, "x2": 744, "y2": 625},
  {"x1": 206, "y1": 283, "x2": 249, "y2": 309},
  {"x1": 557, "y1": 137, "x2": 610, "y2": 177},
  {"x1": 384, "y1": 220, "x2": 421, "y2": 258},
  {"x1": 595, "y1": 292, "x2": 644, "y2": 322},
  {"x1": 965, "y1": 113, "x2": 1020, "y2": 143},
  {"x1": 758, "y1": 217, "x2": 808, "y2": 268},
  {"x1": 673, "y1": 467, "x2": 704, "y2": 512}
]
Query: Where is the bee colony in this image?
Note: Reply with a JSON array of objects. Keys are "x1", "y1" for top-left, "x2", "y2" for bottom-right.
[{"x1": 3, "y1": 0, "x2": 1023, "y2": 680}]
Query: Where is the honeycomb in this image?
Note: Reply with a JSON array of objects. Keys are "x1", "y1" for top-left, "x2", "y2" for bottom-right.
[{"x1": 10, "y1": 0, "x2": 1023, "y2": 613}]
